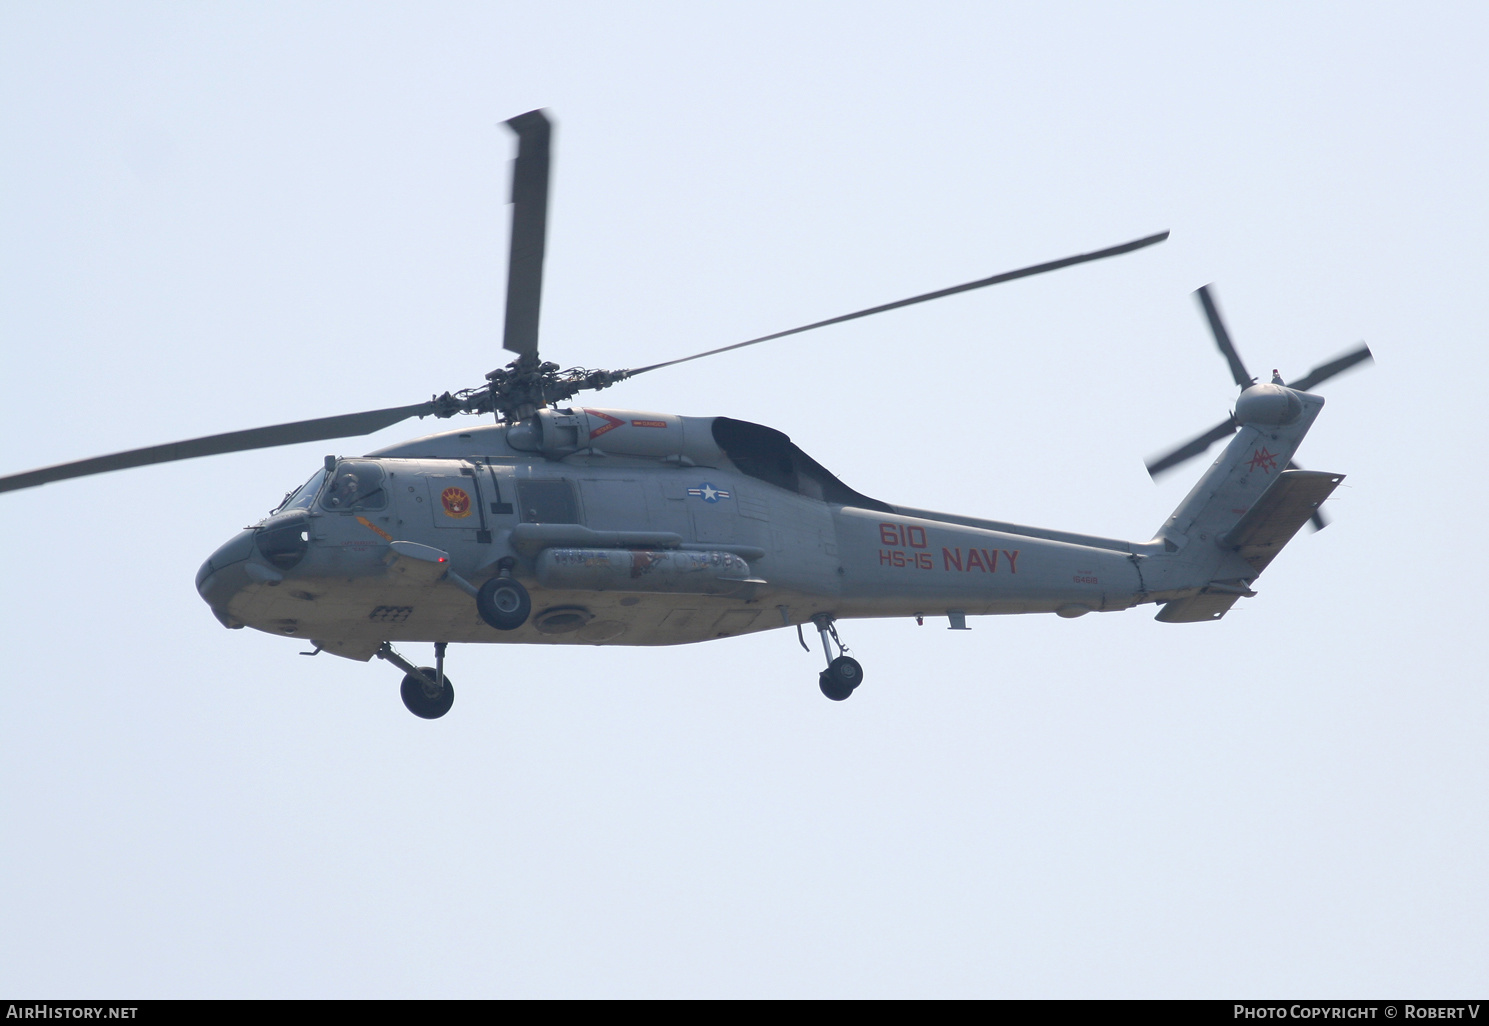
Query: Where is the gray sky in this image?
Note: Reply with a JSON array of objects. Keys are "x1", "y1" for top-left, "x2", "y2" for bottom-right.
[{"x1": 2, "y1": 1, "x2": 1485, "y2": 998}]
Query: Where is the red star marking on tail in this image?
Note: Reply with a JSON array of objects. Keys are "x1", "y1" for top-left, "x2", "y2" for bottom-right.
[{"x1": 1247, "y1": 447, "x2": 1279, "y2": 473}]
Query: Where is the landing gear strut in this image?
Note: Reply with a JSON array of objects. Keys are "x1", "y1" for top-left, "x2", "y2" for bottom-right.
[
  {"x1": 378, "y1": 641, "x2": 455, "y2": 719},
  {"x1": 811, "y1": 614, "x2": 863, "y2": 702}
]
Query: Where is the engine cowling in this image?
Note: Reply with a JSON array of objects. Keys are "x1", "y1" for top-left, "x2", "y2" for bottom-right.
[{"x1": 507, "y1": 407, "x2": 725, "y2": 464}]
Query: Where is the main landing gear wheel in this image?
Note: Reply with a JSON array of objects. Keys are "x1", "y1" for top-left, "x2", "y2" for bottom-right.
[
  {"x1": 477, "y1": 576, "x2": 531, "y2": 631},
  {"x1": 400, "y1": 669, "x2": 454, "y2": 719},
  {"x1": 818, "y1": 655, "x2": 863, "y2": 702}
]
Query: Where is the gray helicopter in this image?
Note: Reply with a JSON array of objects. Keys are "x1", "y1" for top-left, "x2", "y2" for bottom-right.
[{"x1": 0, "y1": 110, "x2": 1372, "y2": 718}]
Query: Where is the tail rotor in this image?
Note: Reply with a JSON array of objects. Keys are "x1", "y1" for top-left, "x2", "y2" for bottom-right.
[{"x1": 1144, "y1": 284, "x2": 1374, "y2": 530}]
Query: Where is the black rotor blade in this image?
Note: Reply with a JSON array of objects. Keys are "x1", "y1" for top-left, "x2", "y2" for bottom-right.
[
  {"x1": 502, "y1": 109, "x2": 552, "y2": 359},
  {"x1": 0, "y1": 402, "x2": 437, "y2": 494},
  {"x1": 1145, "y1": 416, "x2": 1238, "y2": 479},
  {"x1": 622, "y1": 231, "x2": 1169, "y2": 378},
  {"x1": 1288, "y1": 343, "x2": 1373, "y2": 393},
  {"x1": 1195, "y1": 284, "x2": 1253, "y2": 390}
]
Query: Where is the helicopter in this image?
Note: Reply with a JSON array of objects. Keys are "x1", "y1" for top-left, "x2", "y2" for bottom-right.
[{"x1": 0, "y1": 109, "x2": 1373, "y2": 719}]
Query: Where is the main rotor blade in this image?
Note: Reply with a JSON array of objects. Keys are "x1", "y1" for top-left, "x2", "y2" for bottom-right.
[
  {"x1": 622, "y1": 231, "x2": 1169, "y2": 378},
  {"x1": 1288, "y1": 343, "x2": 1373, "y2": 393},
  {"x1": 1195, "y1": 284, "x2": 1253, "y2": 390},
  {"x1": 502, "y1": 109, "x2": 552, "y2": 359},
  {"x1": 0, "y1": 402, "x2": 437, "y2": 494},
  {"x1": 1145, "y1": 416, "x2": 1238, "y2": 479}
]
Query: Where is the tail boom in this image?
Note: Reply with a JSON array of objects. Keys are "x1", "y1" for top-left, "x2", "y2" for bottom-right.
[{"x1": 818, "y1": 385, "x2": 1338, "y2": 627}]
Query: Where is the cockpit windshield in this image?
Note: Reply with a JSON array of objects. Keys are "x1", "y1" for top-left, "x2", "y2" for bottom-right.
[{"x1": 274, "y1": 469, "x2": 328, "y2": 514}]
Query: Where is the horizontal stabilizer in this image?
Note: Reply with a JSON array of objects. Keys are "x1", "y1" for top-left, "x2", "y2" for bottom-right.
[
  {"x1": 1223, "y1": 469, "x2": 1344, "y2": 574},
  {"x1": 1156, "y1": 590, "x2": 1242, "y2": 623}
]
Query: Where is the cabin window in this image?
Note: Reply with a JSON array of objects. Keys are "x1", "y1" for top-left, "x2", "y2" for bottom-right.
[
  {"x1": 517, "y1": 479, "x2": 578, "y2": 523},
  {"x1": 321, "y1": 460, "x2": 387, "y2": 512}
]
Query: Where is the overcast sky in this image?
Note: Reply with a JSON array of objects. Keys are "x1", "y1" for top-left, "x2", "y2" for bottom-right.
[{"x1": 2, "y1": 2, "x2": 1485, "y2": 998}]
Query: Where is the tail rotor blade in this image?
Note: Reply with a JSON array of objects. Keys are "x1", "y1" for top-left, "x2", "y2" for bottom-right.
[
  {"x1": 1145, "y1": 416, "x2": 1238, "y2": 479},
  {"x1": 502, "y1": 109, "x2": 552, "y2": 359},
  {"x1": 0, "y1": 402, "x2": 437, "y2": 494},
  {"x1": 1195, "y1": 284, "x2": 1253, "y2": 390},
  {"x1": 1289, "y1": 343, "x2": 1373, "y2": 393}
]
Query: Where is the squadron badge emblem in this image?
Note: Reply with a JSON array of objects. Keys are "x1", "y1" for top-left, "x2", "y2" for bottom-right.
[{"x1": 441, "y1": 486, "x2": 473, "y2": 518}]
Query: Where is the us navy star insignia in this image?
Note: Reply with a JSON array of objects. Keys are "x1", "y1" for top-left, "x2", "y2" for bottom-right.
[{"x1": 686, "y1": 482, "x2": 731, "y2": 502}]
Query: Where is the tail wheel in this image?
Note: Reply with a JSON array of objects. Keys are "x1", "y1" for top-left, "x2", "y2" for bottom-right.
[{"x1": 819, "y1": 655, "x2": 863, "y2": 701}]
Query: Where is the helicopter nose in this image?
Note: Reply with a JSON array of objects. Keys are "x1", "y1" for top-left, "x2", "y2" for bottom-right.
[{"x1": 196, "y1": 529, "x2": 256, "y2": 626}]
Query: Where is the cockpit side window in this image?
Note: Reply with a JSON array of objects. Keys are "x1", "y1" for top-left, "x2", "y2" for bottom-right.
[{"x1": 321, "y1": 460, "x2": 388, "y2": 512}]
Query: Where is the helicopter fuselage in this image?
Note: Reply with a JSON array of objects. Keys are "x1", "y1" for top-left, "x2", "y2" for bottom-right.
[{"x1": 196, "y1": 406, "x2": 1156, "y2": 661}]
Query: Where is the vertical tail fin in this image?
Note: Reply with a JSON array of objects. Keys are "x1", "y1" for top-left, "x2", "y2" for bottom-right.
[
  {"x1": 1155, "y1": 385, "x2": 1324, "y2": 549},
  {"x1": 1141, "y1": 384, "x2": 1332, "y2": 621}
]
